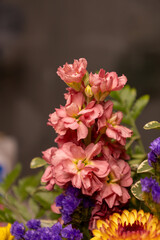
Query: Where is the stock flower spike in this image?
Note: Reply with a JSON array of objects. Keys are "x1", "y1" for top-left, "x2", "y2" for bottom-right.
[{"x1": 91, "y1": 209, "x2": 160, "y2": 240}]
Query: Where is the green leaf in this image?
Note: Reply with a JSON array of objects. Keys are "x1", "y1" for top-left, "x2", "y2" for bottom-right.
[
  {"x1": 128, "y1": 159, "x2": 142, "y2": 170},
  {"x1": 126, "y1": 87, "x2": 137, "y2": 110},
  {"x1": 40, "y1": 219, "x2": 57, "y2": 228},
  {"x1": 30, "y1": 157, "x2": 47, "y2": 169},
  {"x1": 112, "y1": 100, "x2": 126, "y2": 112},
  {"x1": 29, "y1": 198, "x2": 39, "y2": 218},
  {"x1": 17, "y1": 171, "x2": 42, "y2": 200},
  {"x1": 119, "y1": 85, "x2": 137, "y2": 110},
  {"x1": 0, "y1": 164, "x2": 21, "y2": 191},
  {"x1": 137, "y1": 159, "x2": 153, "y2": 173},
  {"x1": 33, "y1": 192, "x2": 55, "y2": 209},
  {"x1": 143, "y1": 121, "x2": 160, "y2": 130},
  {"x1": 110, "y1": 91, "x2": 121, "y2": 102},
  {"x1": 131, "y1": 181, "x2": 144, "y2": 201},
  {"x1": 131, "y1": 95, "x2": 150, "y2": 120},
  {"x1": 131, "y1": 154, "x2": 146, "y2": 159}
]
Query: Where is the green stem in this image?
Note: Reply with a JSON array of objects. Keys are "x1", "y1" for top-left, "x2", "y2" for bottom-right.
[
  {"x1": 95, "y1": 133, "x2": 103, "y2": 144},
  {"x1": 84, "y1": 127, "x2": 92, "y2": 146},
  {"x1": 126, "y1": 107, "x2": 146, "y2": 155},
  {"x1": 131, "y1": 119, "x2": 146, "y2": 154},
  {"x1": 125, "y1": 135, "x2": 140, "y2": 150}
]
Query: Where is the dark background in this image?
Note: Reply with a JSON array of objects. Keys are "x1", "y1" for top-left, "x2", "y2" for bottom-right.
[{"x1": 0, "y1": 0, "x2": 160, "y2": 175}]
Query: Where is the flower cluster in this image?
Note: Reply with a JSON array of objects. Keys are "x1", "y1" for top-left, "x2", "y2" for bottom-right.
[
  {"x1": 11, "y1": 220, "x2": 83, "y2": 240},
  {"x1": 141, "y1": 177, "x2": 160, "y2": 204},
  {"x1": 41, "y1": 58, "x2": 133, "y2": 231}
]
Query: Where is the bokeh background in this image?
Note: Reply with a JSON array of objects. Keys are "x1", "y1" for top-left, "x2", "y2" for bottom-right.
[{"x1": 0, "y1": 0, "x2": 160, "y2": 175}]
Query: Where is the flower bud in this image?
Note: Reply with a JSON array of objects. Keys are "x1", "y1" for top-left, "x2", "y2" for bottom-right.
[{"x1": 85, "y1": 85, "x2": 93, "y2": 98}]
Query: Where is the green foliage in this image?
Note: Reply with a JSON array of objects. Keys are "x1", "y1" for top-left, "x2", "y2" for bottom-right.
[
  {"x1": 0, "y1": 164, "x2": 62, "y2": 224},
  {"x1": 0, "y1": 164, "x2": 21, "y2": 192},
  {"x1": 111, "y1": 85, "x2": 151, "y2": 205},
  {"x1": 111, "y1": 84, "x2": 149, "y2": 161},
  {"x1": 30, "y1": 157, "x2": 47, "y2": 169},
  {"x1": 131, "y1": 181, "x2": 144, "y2": 201},
  {"x1": 110, "y1": 85, "x2": 150, "y2": 124},
  {"x1": 137, "y1": 160, "x2": 153, "y2": 174},
  {"x1": 144, "y1": 121, "x2": 160, "y2": 130}
]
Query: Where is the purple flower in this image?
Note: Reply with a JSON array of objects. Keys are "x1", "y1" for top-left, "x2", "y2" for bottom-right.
[
  {"x1": 61, "y1": 224, "x2": 83, "y2": 240},
  {"x1": 39, "y1": 227, "x2": 53, "y2": 240},
  {"x1": 55, "y1": 186, "x2": 82, "y2": 224},
  {"x1": 11, "y1": 220, "x2": 82, "y2": 240},
  {"x1": 141, "y1": 177, "x2": 156, "y2": 193},
  {"x1": 11, "y1": 221, "x2": 25, "y2": 239},
  {"x1": 152, "y1": 182, "x2": 160, "y2": 203},
  {"x1": 148, "y1": 137, "x2": 160, "y2": 166},
  {"x1": 51, "y1": 222, "x2": 62, "y2": 236},
  {"x1": 26, "y1": 219, "x2": 41, "y2": 230},
  {"x1": 24, "y1": 230, "x2": 36, "y2": 240}
]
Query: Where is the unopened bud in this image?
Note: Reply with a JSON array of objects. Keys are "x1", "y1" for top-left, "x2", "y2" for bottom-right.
[{"x1": 85, "y1": 85, "x2": 93, "y2": 98}]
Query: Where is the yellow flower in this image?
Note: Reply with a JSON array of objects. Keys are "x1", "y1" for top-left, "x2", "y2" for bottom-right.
[
  {"x1": 0, "y1": 223, "x2": 14, "y2": 240},
  {"x1": 91, "y1": 209, "x2": 160, "y2": 240}
]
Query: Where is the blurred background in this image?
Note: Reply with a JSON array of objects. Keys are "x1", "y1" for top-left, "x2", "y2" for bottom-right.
[{"x1": 0, "y1": 0, "x2": 160, "y2": 175}]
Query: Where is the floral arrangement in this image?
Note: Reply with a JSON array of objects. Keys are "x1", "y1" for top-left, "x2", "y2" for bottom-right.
[{"x1": 0, "y1": 58, "x2": 160, "y2": 240}]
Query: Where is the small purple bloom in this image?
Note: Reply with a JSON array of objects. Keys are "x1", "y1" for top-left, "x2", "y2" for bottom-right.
[
  {"x1": 24, "y1": 230, "x2": 35, "y2": 240},
  {"x1": 51, "y1": 222, "x2": 62, "y2": 236},
  {"x1": 11, "y1": 221, "x2": 25, "y2": 239},
  {"x1": 61, "y1": 224, "x2": 83, "y2": 240},
  {"x1": 148, "y1": 137, "x2": 160, "y2": 166},
  {"x1": 152, "y1": 182, "x2": 160, "y2": 203},
  {"x1": 141, "y1": 177, "x2": 156, "y2": 193},
  {"x1": 40, "y1": 227, "x2": 52, "y2": 240},
  {"x1": 26, "y1": 219, "x2": 41, "y2": 230},
  {"x1": 55, "y1": 186, "x2": 82, "y2": 224}
]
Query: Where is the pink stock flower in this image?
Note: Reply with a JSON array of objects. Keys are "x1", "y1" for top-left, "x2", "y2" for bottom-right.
[
  {"x1": 41, "y1": 165, "x2": 55, "y2": 190},
  {"x1": 42, "y1": 147, "x2": 57, "y2": 164},
  {"x1": 79, "y1": 101, "x2": 103, "y2": 128},
  {"x1": 102, "y1": 142, "x2": 130, "y2": 160},
  {"x1": 98, "y1": 100, "x2": 132, "y2": 145},
  {"x1": 48, "y1": 92, "x2": 88, "y2": 140},
  {"x1": 89, "y1": 69, "x2": 127, "y2": 101},
  {"x1": 48, "y1": 91, "x2": 104, "y2": 141},
  {"x1": 55, "y1": 130, "x2": 80, "y2": 148},
  {"x1": 42, "y1": 142, "x2": 110, "y2": 195},
  {"x1": 95, "y1": 157, "x2": 132, "y2": 208},
  {"x1": 57, "y1": 58, "x2": 87, "y2": 90}
]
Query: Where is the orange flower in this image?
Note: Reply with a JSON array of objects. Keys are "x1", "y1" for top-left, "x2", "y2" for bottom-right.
[{"x1": 91, "y1": 209, "x2": 160, "y2": 240}]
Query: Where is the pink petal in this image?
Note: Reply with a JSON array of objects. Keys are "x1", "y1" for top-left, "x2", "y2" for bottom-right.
[
  {"x1": 85, "y1": 142, "x2": 102, "y2": 160},
  {"x1": 77, "y1": 122, "x2": 88, "y2": 140}
]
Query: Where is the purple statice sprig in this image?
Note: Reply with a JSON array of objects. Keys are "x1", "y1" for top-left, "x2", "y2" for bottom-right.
[
  {"x1": 55, "y1": 185, "x2": 94, "y2": 225},
  {"x1": 148, "y1": 137, "x2": 160, "y2": 167},
  {"x1": 55, "y1": 186, "x2": 82, "y2": 224},
  {"x1": 11, "y1": 221, "x2": 25, "y2": 240},
  {"x1": 11, "y1": 221, "x2": 83, "y2": 240},
  {"x1": 26, "y1": 219, "x2": 41, "y2": 230},
  {"x1": 141, "y1": 177, "x2": 160, "y2": 204}
]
